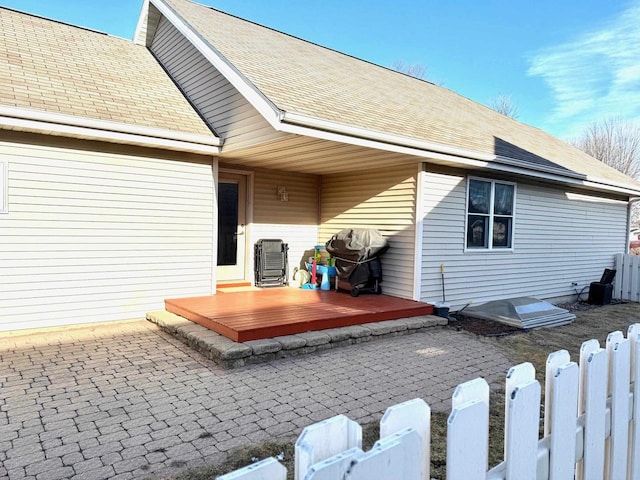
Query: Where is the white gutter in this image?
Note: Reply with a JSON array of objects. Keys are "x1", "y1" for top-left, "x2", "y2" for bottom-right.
[
  {"x1": 150, "y1": 0, "x2": 283, "y2": 129},
  {"x1": 0, "y1": 106, "x2": 220, "y2": 155},
  {"x1": 280, "y1": 111, "x2": 640, "y2": 196}
]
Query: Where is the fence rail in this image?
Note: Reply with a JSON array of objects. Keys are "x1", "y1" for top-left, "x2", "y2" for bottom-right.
[
  {"x1": 218, "y1": 324, "x2": 640, "y2": 480},
  {"x1": 615, "y1": 253, "x2": 640, "y2": 302}
]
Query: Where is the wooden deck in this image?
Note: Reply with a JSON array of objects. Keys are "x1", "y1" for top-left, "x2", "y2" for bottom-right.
[{"x1": 165, "y1": 288, "x2": 434, "y2": 342}]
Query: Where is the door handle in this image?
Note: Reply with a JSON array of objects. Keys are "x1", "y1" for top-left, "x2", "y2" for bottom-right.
[{"x1": 236, "y1": 224, "x2": 245, "y2": 236}]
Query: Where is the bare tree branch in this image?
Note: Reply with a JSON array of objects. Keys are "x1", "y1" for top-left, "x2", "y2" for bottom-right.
[
  {"x1": 391, "y1": 60, "x2": 428, "y2": 80},
  {"x1": 571, "y1": 117, "x2": 640, "y2": 179},
  {"x1": 488, "y1": 94, "x2": 520, "y2": 119}
]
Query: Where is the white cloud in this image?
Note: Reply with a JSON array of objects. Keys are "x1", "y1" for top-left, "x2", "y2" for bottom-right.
[{"x1": 527, "y1": 1, "x2": 640, "y2": 137}]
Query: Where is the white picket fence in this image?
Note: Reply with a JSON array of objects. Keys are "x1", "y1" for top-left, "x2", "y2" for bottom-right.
[
  {"x1": 218, "y1": 324, "x2": 640, "y2": 480},
  {"x1": 615, "y1": 253, "x2": 640, "y2": 302}
]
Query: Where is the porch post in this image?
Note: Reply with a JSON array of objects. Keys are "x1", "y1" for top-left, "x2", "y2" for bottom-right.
[
  {"x1": 211, "y1": 156, "x2": 219, "y2": 294},
  {"x1": 413, "y1": 165, "x2": 426, "y2": 301}
]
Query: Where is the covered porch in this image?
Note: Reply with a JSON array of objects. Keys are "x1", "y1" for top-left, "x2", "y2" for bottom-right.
[{"x1": 165, "y1": 288, "x2": 434, "y2": 342}]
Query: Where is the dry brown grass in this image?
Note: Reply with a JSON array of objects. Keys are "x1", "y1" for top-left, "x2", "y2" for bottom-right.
[{"x1": 485, "y1": 302, "x2": 640, "y2": 378}]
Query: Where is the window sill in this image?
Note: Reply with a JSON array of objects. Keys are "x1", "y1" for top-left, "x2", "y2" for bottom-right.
[{"x1": 464, "y1": 247, "x2": 515, "y2": 254}]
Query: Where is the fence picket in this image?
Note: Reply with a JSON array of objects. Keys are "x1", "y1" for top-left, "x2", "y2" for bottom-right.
[
  {"x1": 295, "y1": 415, "x2": 361, "y2": 480},
  {"x1": 579, "y1": 340, "x2": 607, "y2": 480},
  {"x1": 505, "y1": 381, "x2": 541, "y2": 480},
  {"x1": 616, "y1": 254, "x2": 640, "y2": 302},
  {"x1": 380, "y1": 398, "x2": 430, "y2": 480},
  {"x1": 605, "y1": 331, "x2": 631, "y2": 479},
  {"x1": 303, "y1": 448, "x2": 363, "y2": 480},
  {"x1": 628, "y1": 324, "x2": 640, "y2": 479},
  {"x1": 549, "y1": 361, "x2": 579, "y2": 480},
  {"x1": 622, "y1": 254, "x2": 632, "y2": 301},
  {"x1": 505, "y1": 363, "x2": 535, "y2": 459},
  {"x1": 545, "y1": 350, "x2": 571, "y2": 437},
  {"x1": 447, "y1": 401, "x2": 488, "y2": 479},
  {"x1": 629, "y1": 255, "x2": 640, "y2": 302},
  {"x1": 345, "y1": 428, "x2": 421, "y2": 480},
  {"x1": 216, "y1": 457, "x2": 286, "y2": 480},
  {"x1": 615, "y1": 253, "x2": 623, "y2": 299},
  {"x1": 451, "y1": 377, "x2": 489, "y2": 410}
]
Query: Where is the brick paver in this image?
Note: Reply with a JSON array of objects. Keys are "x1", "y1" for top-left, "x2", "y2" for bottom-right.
[{"x1": 0, "y1": 320, "x2": 511, "y2": 479}]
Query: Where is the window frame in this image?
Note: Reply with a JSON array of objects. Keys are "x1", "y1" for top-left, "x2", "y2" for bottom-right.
[
  {"x1": 464, "y1": 176, "x2": 516, "y2": 252},
  {"x1": 0, "y1": 160, "x2": 7, "y2": 214}
]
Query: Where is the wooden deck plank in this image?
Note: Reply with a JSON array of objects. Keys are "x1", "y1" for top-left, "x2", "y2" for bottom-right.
[{"x1": 165, "y1": 288, "x2": 434, "y2": 342}]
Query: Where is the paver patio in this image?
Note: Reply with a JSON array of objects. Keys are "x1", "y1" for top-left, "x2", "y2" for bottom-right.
[{"x1": 0, "y1": 319, "x2": 511, "y2": 479}]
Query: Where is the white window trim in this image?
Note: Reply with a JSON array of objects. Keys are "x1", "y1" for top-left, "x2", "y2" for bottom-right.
[
  {"x1": 0, "y1": 160, "x2": 7, "y2": 214},
  {"x1": 464, "y1": 176, "x2": 516, "y2": 252}
]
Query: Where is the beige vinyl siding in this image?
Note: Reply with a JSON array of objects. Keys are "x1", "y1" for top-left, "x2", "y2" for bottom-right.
[
  {"x1": 419, "y1": 167, "x2": 629, "y2": 308},
  {"x1": 150, "y1": 16, "x2": 286, "y2": 152},
  {"x1": 319, "y1": 164, "x2": 418, "y2": 299},
  {"x1": 251, "y1": 168, "x2": 319, "y2": 281},
  {"x1": 0, "y1": 136, "x2": 214, "y2": 331}
]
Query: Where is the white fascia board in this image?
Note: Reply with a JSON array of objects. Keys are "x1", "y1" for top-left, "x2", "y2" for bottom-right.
[
  {"x1": 282, "y1": 111, "x2": 495, "y2": 162},
  {"x1": 133, "y1": 0, "x2": 150, "y2": 45},
  {"x1": 581, "y1": 176, "x2": 640, "y2": 195},
  {"x1": 0, "y1": 106, "x2": 219, "y2": 147},
  {"x1": 576, "y1": 179, "x2": 640, "y2": 196},
  {"x1": 150, "y1": 0, "x2": 282, "y2": 129},
  {"x1": 0, "y1": 115, "x2": 220, "y2": 155},
  {"x1": 280, "y1": 112, "x2": 640, "y2": 196}
]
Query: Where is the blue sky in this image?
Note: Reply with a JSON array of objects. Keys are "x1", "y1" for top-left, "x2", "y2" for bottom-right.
[{"x1": 2, "y1": 0, "x2": 639, "y2": 140}]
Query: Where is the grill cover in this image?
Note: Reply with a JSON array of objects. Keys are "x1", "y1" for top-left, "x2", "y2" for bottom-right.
[{"x1": 325, "y1": 228, "x2": 389, "y2": 280}]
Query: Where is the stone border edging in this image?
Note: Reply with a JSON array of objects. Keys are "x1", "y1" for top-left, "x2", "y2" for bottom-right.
[{"x1": 146, "y1": 311, "x2": 448, "y2": 368}]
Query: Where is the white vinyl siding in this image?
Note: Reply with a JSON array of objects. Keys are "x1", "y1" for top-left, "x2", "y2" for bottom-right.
[
  {"x1": 251, "y1": 168, "x2": 319, "y2": 282},
  {"x1": 319, "y1": 164, "x2": 418, "y2": 299},
  {"x1": 150, "y1": 17, "x2": 285, "y2": 151},
  {"x1": 0, "y1": 138, "x2": 214, "y2": 331},
  {"x1": 419, "y1": 168, "x2": 629, "y2": 308}
]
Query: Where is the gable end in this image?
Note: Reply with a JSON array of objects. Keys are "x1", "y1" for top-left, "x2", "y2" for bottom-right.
[{"x1": 149, "y1": 15, "x2": 288, "y2": 152}]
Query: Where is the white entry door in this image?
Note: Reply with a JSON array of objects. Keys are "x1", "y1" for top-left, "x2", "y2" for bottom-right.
[{"x1": 217, "y1": 173, "x2": 247, "y2": 282}]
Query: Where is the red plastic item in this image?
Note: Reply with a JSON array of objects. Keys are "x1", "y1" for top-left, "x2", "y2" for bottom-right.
[{"x1": 311, "y1": 260, "x2": 317, "y2": 286}]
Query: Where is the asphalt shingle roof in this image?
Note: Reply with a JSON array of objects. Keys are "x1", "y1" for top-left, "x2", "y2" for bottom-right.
[
  {"x1": 0, "y1": 7, "x2": 213, "y2": 138},
  {"x1": 162, "y1": 0, "x2": 638, "y2": 188}
]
